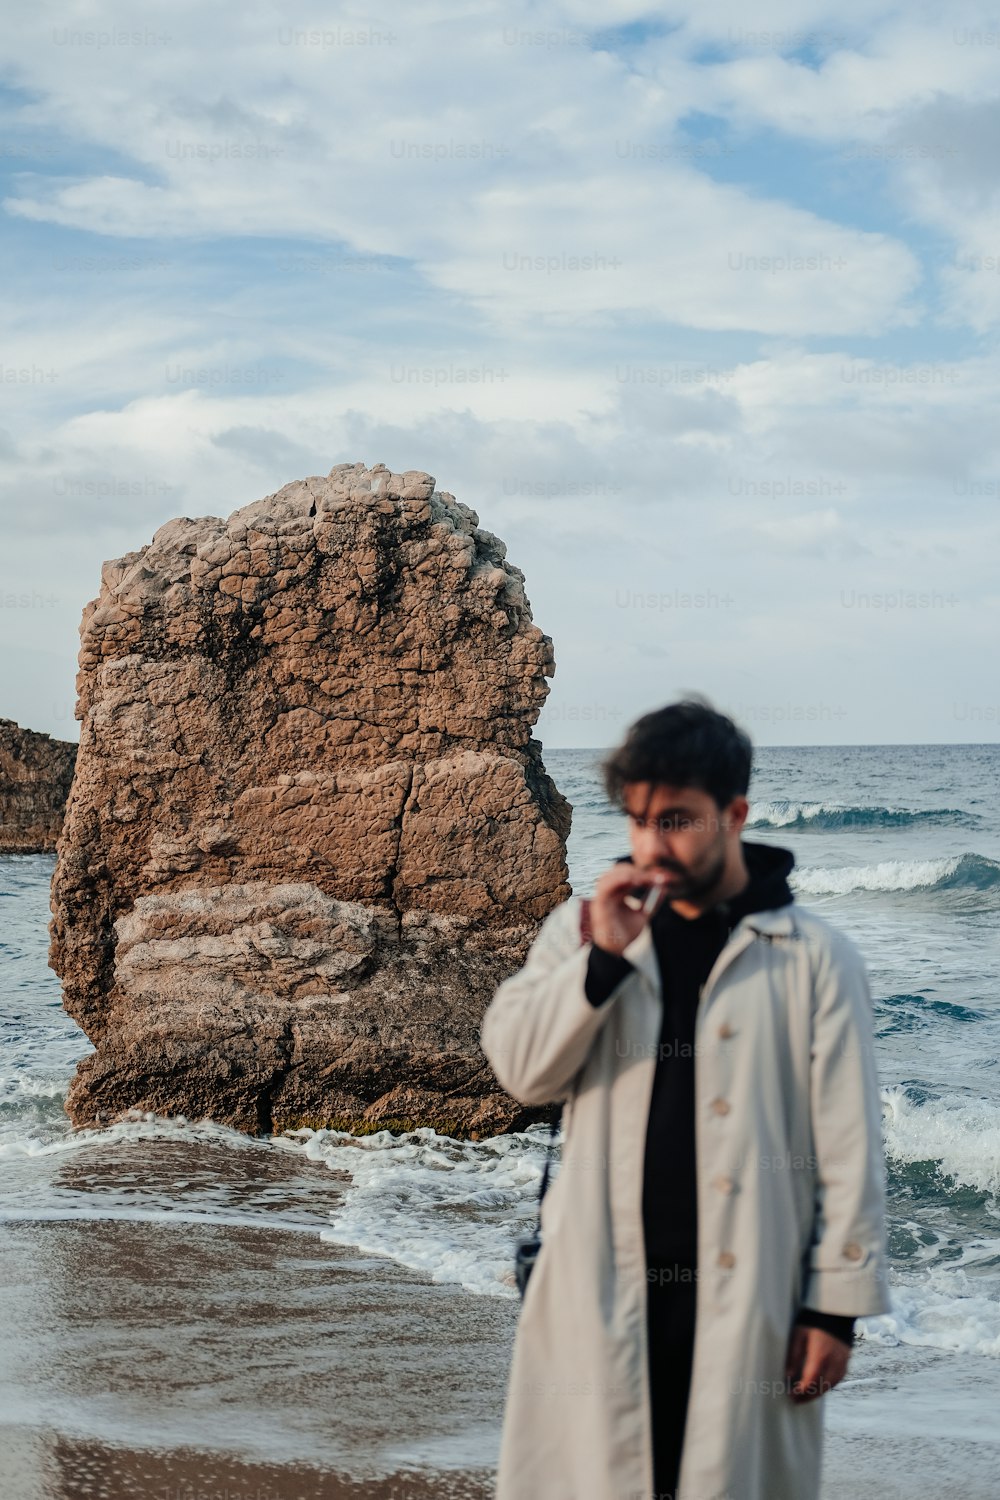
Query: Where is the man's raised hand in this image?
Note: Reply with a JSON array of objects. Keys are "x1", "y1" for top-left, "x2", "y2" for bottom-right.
[{"x1": 589, "y1": 862, "x2": 669, "y2": 955}]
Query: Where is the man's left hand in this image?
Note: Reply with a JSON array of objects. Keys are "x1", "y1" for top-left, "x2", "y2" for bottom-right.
[{"x1": 784, "y1": 1323, "x2": 851, "y2": 1403}]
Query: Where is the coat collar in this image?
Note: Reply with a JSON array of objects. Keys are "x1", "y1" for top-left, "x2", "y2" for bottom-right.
[{"x1": 741, "y1": 903, "x2": 797, "y2": 936}]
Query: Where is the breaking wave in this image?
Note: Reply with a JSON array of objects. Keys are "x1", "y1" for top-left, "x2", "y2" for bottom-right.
[
  {"x1": 792, "y1": 852, "x2": 1000, "y2": 898},
  {"x1": 747, "y1": 801, "x2": 974, "y2": 831}
]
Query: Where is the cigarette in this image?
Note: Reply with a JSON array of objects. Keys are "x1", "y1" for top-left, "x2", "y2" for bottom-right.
[{"x1": 625, "y1": 883, "x2": 666, "y2": 914}]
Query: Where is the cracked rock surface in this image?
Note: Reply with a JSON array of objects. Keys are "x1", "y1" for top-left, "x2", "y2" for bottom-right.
[
  {"x1": 0, "y1": 718, "x2": 77, "y2": 852},
  {"x1": 49, "y1": 462, "x2": 570, "y2": 1138}
]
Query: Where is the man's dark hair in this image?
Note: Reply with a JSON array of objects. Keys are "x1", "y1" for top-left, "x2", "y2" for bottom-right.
[{"x1": 601, "y1": 697, "x2": 753, "y2": 812}]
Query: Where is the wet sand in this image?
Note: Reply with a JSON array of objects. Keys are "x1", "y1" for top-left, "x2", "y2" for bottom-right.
[
  {"x1": 821, "y1": 1335, "x2": 1000, "y2": 1500},
  {"x1": 3, "y1": 1210, "x2": 999, "y2": 1499},
  {"x1": 0, "y1": 1213, "x2": 513, "y2": 1497},
  {"x1": 0, "y1": 1427, "x2": 496, "y2": 1500}
]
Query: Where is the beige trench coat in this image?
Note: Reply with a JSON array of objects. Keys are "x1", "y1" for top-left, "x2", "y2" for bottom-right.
[{"x1": 480, "y1": 893, "x2": 891, "y2": 1500}]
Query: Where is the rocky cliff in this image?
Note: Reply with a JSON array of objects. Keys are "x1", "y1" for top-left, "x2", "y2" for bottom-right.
[
  {"x1": 49, "y1": 462, "x2": 570, "y2": 1137},
  {"x1": 0, "y1": 719, "x2": 77, "y2": 852}
]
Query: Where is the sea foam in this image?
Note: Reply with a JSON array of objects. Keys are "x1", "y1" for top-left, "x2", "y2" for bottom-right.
[
  {"x1": 882, "y1": 1086, "x2": 1000, "y2": 1199},
  {"x1": 285, "y1": 1123, "x2": 559, "y2": 1298}
]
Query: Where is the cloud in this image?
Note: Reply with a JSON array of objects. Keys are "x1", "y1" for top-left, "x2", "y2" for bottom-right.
[
  {"x1": 420, "y1": 173, "x2": 919, "y2": 335},
  {"x1": 1, "y1": 0, "x2": 999, "y2": 743},
  {"x1": 3, "y1": 2, "x2": 920, "y2": 340}
]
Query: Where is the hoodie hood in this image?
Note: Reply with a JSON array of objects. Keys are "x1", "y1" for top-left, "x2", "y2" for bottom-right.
[{"x1": 728, "y1": 839, "x2": 796, "y2": 918}]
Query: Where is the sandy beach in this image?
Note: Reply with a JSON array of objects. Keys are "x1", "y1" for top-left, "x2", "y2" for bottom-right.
[
  {"x1": 0, "y1": 1430, "x2": 495, "y2": 1500},
  {"x1": 820, "y1": 1335, "x2": 1000, "y2": 1500},
  {"x1": 4, "y1": 1212, "x2": 1000, "y2": 1500},
  {"x1": 0, "y1": 1213, "x2": 508, "y2": 1499}
]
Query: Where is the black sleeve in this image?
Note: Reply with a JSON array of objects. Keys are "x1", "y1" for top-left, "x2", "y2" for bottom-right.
[
  {"x1": 584, "y1": 944, "x2": 635, "y2": 1007},
  {"x1": 795, "y1": 1306, "x2": 857, "y2": 1348}
]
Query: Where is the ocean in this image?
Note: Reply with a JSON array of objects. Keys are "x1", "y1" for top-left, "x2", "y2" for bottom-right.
[{"x1": 2, "y1": 743, "x2": 999, "y2": 1488}]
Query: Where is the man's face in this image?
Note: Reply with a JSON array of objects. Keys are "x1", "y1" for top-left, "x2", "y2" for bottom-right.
[{"x1": 622, "y1": 781, "x2": 747, "y2": 904}]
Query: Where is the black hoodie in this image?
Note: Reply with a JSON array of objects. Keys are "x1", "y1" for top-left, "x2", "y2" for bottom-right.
[{"x1": 583, "y1": 839, "x2": 855, "y2": 1347}]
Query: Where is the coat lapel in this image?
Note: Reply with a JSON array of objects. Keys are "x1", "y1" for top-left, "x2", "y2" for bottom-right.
[{"x1": 621, "y1": 919, "x2": 661, "y2": 992}]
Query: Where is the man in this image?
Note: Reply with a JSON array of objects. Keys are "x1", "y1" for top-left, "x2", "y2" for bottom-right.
[{"x1": 480, "y1": 700, "x2": 890, "y2": 1500}]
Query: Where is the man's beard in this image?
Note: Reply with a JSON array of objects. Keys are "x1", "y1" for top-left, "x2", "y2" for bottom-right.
[{"x1": 648, "y1": 842, "x2": 728, "y2": 905}]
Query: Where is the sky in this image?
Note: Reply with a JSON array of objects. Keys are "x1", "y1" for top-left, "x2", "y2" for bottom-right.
[{"x1": 1, "y1": 0, "x2": 998, "y2": 749}]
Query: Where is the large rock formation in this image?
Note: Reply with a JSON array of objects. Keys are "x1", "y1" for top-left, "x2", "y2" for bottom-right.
[
  {"x1": 50, "y1": 463, "x2": 570, "y2": 1138},
  {"x1": 0, "y1": 719, "x2": 77, "y2": 853}
]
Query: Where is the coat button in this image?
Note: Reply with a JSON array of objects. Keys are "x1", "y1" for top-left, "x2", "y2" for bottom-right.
[
  {"x1": 843, "y1": 1240, "x2": 864, "y2": 1261},
  {"x1": 717, "y1": 1021, "x2": 734, "y2": 1039},
  {"x1": 713, "y1": 1175, "x2": 735, "y2": 1194},
  {"x1": 717, "y1": 1250, "x2": 736, "y2": 1269},
  {"x1": 710, "y1": 1097, "x2": 731, "y2": 1116}
]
